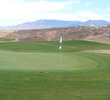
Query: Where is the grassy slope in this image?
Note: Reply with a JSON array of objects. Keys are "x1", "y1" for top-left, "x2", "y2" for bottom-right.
[
  {"x1": 0, "y1": 40, "x2": 110, "y2": 52},
  {"x1": 0, "y1": 40, "x2": 110, "y2": 100},
  {"x1": 0, "y1": 38, "x2": 14, "y2": 41}
]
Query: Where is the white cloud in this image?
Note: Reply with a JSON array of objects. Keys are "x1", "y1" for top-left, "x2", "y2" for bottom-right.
[
  {"x1": 33, "y1": 11, "x2": 105, "y2": 22},
  {"x1": 33, "y1": 13, "x2": 78, "y2": 21},
  {"x1": 0, "y1": 0, "x2": 24, "y2": 3},
  {"x1": 84, "y1": 2, "x2": 91, "y2": 7},
  {"x1": 77, "y1": 11, "x2": 106, "y2": 21},
  {"x1": 0, "y1": 0, "x2": 81, "y2": 26},
  {"x1": 103, "y1": 14, "x2": 110, "y2": 21},
  {"x1": 0, "y1": 0, "x2": 108, "y2": 26},
  {"x1": 104, "y1": 8, "x2": 110, "y2": 11},
  {"x1": 0, "y1": 1, "x2": 78, "y2": 18},
  {"x1": 104, "y1": 15, "x2": 110, "y2": 17},
  {"x1": 92, "y1": 8, "x2": 101, "y2": 11}
]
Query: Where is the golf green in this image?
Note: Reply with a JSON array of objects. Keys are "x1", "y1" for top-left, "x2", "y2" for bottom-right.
[{"x1": 0, "y1": 50, "x2": 97, "y2": 71}]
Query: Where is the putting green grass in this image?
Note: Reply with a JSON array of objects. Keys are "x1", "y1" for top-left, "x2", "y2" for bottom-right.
[
  {"x1": 0, "y1": 40, "x2": 110, "y2": 100},
  {"x1": 0, "y1": 51, "x2": 97, "y2": 71}
]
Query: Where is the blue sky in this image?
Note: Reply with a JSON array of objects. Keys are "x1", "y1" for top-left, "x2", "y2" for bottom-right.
[{"x1": 0, "y1": 0, "x2": 110, "y2": 26}]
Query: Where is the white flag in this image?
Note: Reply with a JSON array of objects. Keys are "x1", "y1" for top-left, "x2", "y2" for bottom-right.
[
  {"x1": 60, "y1": 36, "x2": 62, "y2": 43},
  {"x1": 59, "y1": 46, "x2": 62, "y2": 49}
]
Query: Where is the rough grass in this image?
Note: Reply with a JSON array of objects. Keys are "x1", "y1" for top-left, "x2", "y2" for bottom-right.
[
  {"x1": 0, "y1": 38, "x2": 15, "y2": 41},
  {"x1": 0, "y1": 40, "x2": 110, "y2": 100}
]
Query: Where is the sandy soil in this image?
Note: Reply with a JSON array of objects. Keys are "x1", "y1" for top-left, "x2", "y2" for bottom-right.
[
  {"x1": 82, "y1": 50, "x2": 110, "y2": 54},
  {"x1": 84, "y1": 36, "x2": 110, "y2": 44},
  {"x1": 0, "y1": 30, "x2": 14, "y2": 37}
]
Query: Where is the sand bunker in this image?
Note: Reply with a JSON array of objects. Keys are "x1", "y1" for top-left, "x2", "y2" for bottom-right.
[{"x1": 82, "y1": 50, "x2": 110, "y2": 54}]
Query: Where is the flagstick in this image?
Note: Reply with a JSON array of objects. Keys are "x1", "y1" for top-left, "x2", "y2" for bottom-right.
[
  {"x1": 59, "y1": 36, "x2": 62, "y2": 63},
  {"x1": 60, "y1": 44, "x2": 62, "y2": 63}
]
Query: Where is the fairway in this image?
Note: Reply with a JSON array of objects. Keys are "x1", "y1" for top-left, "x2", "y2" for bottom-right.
[{"x1": 0, "y1": 40, "x2": 110, "y2": 100}]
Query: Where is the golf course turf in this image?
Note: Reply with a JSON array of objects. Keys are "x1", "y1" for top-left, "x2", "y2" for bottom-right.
[{"x1": 0, "y1": 40, "x2": 110, "y2": 100}]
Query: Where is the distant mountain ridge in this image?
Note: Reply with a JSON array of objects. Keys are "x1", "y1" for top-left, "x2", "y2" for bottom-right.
[
  {"x1": 0, "y1": 19, "x2": 110, "y2": 30},
  {"x1": 79, "y1": 20, "x2": 110, "y2": 26}
]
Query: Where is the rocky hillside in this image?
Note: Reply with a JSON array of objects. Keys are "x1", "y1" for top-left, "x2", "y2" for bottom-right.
[
  {"x1": 0, "y1": 30, "x2": 15, "y2": 37},
  {"x1": 3, "y1": 25, "x2": 110, "y2": 42}
]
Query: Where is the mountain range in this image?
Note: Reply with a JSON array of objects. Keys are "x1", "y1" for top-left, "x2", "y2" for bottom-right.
[{"x1": 0, "y1": 19, "x2": 110, "y2": 30}]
